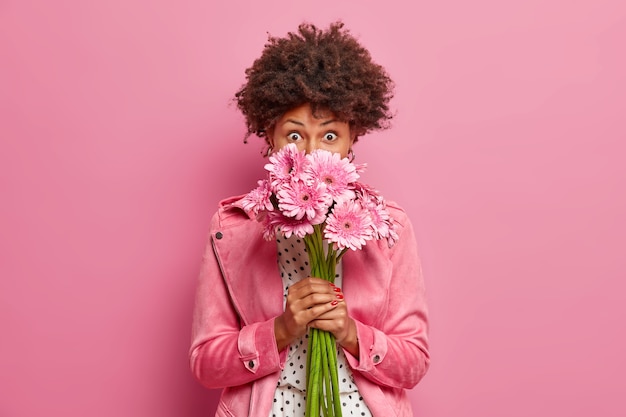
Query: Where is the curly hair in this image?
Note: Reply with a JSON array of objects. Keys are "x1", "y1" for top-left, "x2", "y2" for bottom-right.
[{"x1": 235, "y1": 22, "x2": 395, "y2": 142}]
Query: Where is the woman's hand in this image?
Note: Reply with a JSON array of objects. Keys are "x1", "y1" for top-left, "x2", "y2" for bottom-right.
[
  {"x1": 274, "y1": 277, "x2": 358, "y2": 357},
  {"x1": 309, "y1": 296, "x2": 359, "y2": 358}
]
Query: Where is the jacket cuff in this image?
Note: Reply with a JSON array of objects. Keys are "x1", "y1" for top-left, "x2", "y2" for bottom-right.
[
  {"x1": 343, "y1": 319, "x2": 387, "y2": 372},
  {"x1": 237, "y1": 318, "x2": 283, "y2": 374}
]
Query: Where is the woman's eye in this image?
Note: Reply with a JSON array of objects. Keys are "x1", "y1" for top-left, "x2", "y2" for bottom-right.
[
  {"x1": 288, "y1": 133, "x2": 302, "y2": 141},
  {"x1": 324, "y1": 132, "x2": 338, "y2": 141}
]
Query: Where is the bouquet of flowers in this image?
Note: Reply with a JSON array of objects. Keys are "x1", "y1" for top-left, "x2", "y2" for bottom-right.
[{"x1": 242, "y1": 143, "x2": 398, "y2": 417}]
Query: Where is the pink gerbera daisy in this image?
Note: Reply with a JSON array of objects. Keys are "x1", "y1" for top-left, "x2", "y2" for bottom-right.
[
  {"x1": 353, "y1": 162, "x2": 368, "y2": 175},
  {"x1": 241, "y1": 179, "x2": 274, "y2": 216},
  {"x1": 276, "y1": 180, "x2": 331, "y2": 222},
  {"x1": 386, "y1": 221, "x2": 399, "y2": 247},
  {"x1": 324, "y1": 200, "x2": 373, "y2": 251},
  {"x1": 364, "y1": 199, "x2": 391, "y2": 239},
  {"x1": 261, "y1": 211, "x2": 278, "y2": 241},
  {"x1": 355, "y1": 184, "x2": 398, "y2": 247},
  {"x1": 306, "y1": 150, "x2": 359, "y2": 203},
  {"x1": 264, "y1": 143, "x2": 308, "y2": 188},
  {"x1": 353, "y1": 181, "x2": 383, "y2": 203},
  {"x1": 264, "y1": 210, "x2": 318, "y2": 239}
]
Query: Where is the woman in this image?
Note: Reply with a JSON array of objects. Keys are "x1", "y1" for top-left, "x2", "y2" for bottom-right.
[{"x1": 190, "y1": 22, "x2": 429, "y2": 417}]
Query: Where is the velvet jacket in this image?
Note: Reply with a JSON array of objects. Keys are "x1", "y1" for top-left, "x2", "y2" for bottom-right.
[{"x1": 189, "y1": 195, "x2": 430, "y2": 417}]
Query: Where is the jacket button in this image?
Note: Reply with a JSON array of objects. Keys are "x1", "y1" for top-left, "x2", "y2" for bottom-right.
[
  {"x1": 372, "y1": 354, "x2": 381, "y2": 363},
  {"x1": 248, "y1": 360, "x2": 255, "y2": 369},
  {"x1": 215, "y1": 232, "x2": 223, "y2": 239}
]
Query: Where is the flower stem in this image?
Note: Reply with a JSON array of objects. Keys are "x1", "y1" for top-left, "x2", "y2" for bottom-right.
[
  {"x1": 335, "y1": 247, "x2": 349, "y2": 263},
  {"x1": 303, "y1": 226, "x2": 343, "y2": 417},
  {"x1": 326, "y1": 332, "x2": 342, "y2": 417},
  {"x1": 320, "y1": 334, "x2": 331, "y2": 417},
  {"x1": 306, "y1": 328, "x2": 321, "y2": 417}
]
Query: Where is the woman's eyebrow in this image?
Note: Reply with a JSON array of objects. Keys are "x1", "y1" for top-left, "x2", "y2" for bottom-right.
[
  {"x1": 282, "y1": 118, "x2": 338, "y2": 127},
  {"x1": 283, "y1": 119, "x2": 304, "y2": 126}
]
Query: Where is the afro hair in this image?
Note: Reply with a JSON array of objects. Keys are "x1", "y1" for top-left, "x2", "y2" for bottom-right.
[{"x1": 235, "y1": 22, "x2": 395, "y2": 142}]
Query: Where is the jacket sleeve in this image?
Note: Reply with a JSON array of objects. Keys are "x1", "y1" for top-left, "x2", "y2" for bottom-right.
[
  {"x1": 343, "y1": 208, "x2": 430, "y2": 389},
  {"x1": 188, "y1": 212, "x2": 286, "y2": 389}
]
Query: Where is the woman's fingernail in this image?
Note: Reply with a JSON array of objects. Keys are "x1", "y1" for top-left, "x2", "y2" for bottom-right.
[
  {"x1": 333, "y1": 287, "x2": 341, "y2": 292},
  {"x1": 336, "y1": 294, "x2": 344, "y2": 300},
  {"x1": 331, "y1": 300, "x2": 339, "y2": 306}
]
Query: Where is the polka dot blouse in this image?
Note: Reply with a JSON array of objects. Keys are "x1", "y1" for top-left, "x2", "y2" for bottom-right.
[{"x1": 270, "y1": 235, "x2": 372, "y2": 417}]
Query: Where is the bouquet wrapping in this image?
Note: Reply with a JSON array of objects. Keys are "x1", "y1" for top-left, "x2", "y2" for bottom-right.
[{"x1": 242, "y1": 144, "x2": 397, "y2": 417}]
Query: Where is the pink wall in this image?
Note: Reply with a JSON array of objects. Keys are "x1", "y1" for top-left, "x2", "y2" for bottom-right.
[{"x1": 1, "y1": 0, "x2": 624, "y2": 416}]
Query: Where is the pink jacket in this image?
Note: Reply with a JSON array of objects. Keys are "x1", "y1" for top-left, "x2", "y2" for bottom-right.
[{"x1": 190, "y1": 195, "x2": 430, "y2": 417}]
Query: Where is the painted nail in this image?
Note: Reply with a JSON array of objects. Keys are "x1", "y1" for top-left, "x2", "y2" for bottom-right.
[
  {"x1": 331, "y1": 300, "x2": 339, "y2": 306},
  {"x1": 333, "y1": 287, "x2": 341, "y2": 292},
  {"x1": 336, "y1": 294, "x2": 344, "y2": 300}
]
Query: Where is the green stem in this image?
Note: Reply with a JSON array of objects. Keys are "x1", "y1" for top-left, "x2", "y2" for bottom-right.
[
  {"x1": 326, "y1": 332, "x2": 342, "y2": 417},
  {"x1": 335, "y1": 247, "x2": 349, "y2": 263},
  {"x1": 303, "y1": 225, "x2": 343, "y2": 417},
  {"x1": 320, "y1": 333, "x2": 330, "y2": 417},
  {"x1": 306, "y1": 328, "x2": 321, "y2": 417},
  {"x1": 306, "y1": 327, "x2": 313, "y2": 390},
  {"x1": 327, "y1": 248, "x2": 337, "y2": 283}
]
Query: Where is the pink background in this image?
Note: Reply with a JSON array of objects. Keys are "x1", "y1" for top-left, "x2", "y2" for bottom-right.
[{"x1": 1, "y1": 0, "x2": 625, "y2": 416}]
